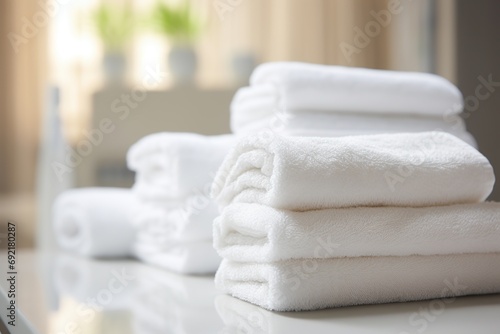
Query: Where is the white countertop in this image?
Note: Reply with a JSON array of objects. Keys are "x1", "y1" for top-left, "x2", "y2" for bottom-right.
[{"x1": 1, "y1": 250, "x2": 499, "y2": 334}]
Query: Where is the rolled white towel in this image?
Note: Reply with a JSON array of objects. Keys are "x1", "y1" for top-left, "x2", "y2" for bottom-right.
[
  {"x1": 127, "y1": 133, "x2": 234, "y2": 200},
  {"x1": 133, "y1": 237, "x2": 221, "y2": 274},
  {"x1": 53, "y1": 188, "x2": 139, "y2": 257},
  {"x1": 212, "y1": 132, "x2": 494, "y2": 211},
  {"x1": 248, "y1": 62, "x2": 463, "y2": 116},
  {"x1": 215, "y1": 253, "x2": 500, "y2": 311},
  {"x1": 214, "y1": 202, "x2": 500, "y2": 262}
]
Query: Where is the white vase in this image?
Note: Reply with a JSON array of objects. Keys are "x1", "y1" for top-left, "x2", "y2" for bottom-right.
[
  {"x1": 168, "y1": 46, "x2": 197, "y2": 85},
  {"x1": 103, "y1": 52, "x2": 126, "y2": 85},
  {"x1": 231, "y1": 52, "x2": 257, "y2": 85}
]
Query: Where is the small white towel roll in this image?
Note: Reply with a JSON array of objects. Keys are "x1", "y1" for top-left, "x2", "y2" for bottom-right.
[
  {"x1": 216, "y1": 253, "x2": 500, "y2": 311},
  {"x1": 53, "y1": 188, "x2": 139, "y2": 257},
  {"x1": 212, "y1": 132, "x2": 494, "y2": 211},
  {"x1": 214, "y1": 202, "x2": 500, "y2": 262}
]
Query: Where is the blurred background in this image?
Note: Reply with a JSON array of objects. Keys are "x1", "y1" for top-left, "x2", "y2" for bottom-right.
[{"x1": 0, "y1": 0, "x2": 499, "y2": 250}]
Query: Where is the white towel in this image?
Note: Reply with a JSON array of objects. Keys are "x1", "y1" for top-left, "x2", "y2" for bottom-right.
[
  {"x1": 132, "y1": 266, "x2": 223, "y2": 334},
  {"x1": 127, "y1": 133, "x2": 234, "y2": 200},
  {"x1": 132, "y1": 198, "x2": 217, "y2": 242},
  {"x1": 133, "y1": 237, "x2": 221, "y2": 274},
  {"x1": 231, "y1": 102, "x2": 476, "y2": 146},
  {"x1": 215, "y1": 253, "x2": 500, "y2": 311},
  {"x1": 53, "y1": 188, "x2": 139, "y2": 257},
  {"x1": 214, "y1": 202, "x2": 500, "y2": 262},
  {"x1": 212, "y1": 132, "x2": 494, "y2": 211},
  {"x1": 246, "y1": 62, "x2": 463, "y2": 116}
]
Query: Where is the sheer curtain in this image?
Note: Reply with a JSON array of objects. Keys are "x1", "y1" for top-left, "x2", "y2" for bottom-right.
[
  {"x1": 0, "y1": 0, "x2": 47, "y2": 249},
  {"x1": 0, "y1": 0, "x2": 47, "y2": 194},
  {"x1": 197, "y1": 0, "x2": 394, "y2": 86},
  {"x1": 196, "y1": 0, "x2": 438, "y2": 85}
]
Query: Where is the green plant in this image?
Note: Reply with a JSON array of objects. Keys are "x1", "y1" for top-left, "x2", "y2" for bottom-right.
[
  {"x1": 92, "y1": 4, "x2": 134, "y2": 52},
  {"x1": 151, "y1": 1, "x2": 201, "y2": 45}
]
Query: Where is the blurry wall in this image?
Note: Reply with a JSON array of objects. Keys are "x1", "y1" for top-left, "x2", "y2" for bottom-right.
[
  {"x1": 0, "y1": 1, "x2": 12, "y2": 192},
  {"x1": 456, "y1": 0, "x2": 500, "y2": 201}
]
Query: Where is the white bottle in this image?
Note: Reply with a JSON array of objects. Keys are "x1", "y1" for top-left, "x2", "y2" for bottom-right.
[{"x1": 36, "y1": 85, "x2": 74, "y2": 250}]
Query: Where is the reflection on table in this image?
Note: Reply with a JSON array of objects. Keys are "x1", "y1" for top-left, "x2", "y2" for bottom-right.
[
  {"x1": 50, "y1": 254, "x2": 223, "y2": 334},
  {"x1": 30, "y1": 252, "x2": 500, "y2": 334}
]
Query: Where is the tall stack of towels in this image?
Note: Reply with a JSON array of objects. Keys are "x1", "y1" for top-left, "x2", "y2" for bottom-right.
[
  {"x1": 212, "y1": 63, "x2": 500, "y2": 311},
  {"x1": 126, "y1": 132, "x2": 234, "y2": 274},
  {"x1": 52, "y1": 61, "x2": 500, "y2": 311},
  {"x1": 212, "y1": 132, "x2": 500, "y2": 311}
]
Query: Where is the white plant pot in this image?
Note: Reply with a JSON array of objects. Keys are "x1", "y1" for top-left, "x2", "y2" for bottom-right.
[
  {"x1": 168, "y1": 46, "x2": 197, "y2": 85},
  {"x1": 103, "y1": 52, "x2": 126, "y2": 85}
]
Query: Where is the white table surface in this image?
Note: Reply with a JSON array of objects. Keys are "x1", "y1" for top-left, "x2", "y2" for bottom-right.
[{"x1": 1, "y1": 250, "x2": 499, "y2": 334}]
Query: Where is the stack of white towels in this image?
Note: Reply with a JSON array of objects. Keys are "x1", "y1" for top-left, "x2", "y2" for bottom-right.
[
  {"x1": 126, "y1": 132, "x2": 234, "y2": 274},
  {"x1": 53, "y1": 133, "x2": 234, "y2": 275},
  {"x1": 231, "y1": 62, "x2": 476, "y2": 145},
  {"x1": 52, "y1": 62, "x2": 500, "y2": 312},
  {"x1": 212, "y1": 63, "x2": 500, "y2": 311}
]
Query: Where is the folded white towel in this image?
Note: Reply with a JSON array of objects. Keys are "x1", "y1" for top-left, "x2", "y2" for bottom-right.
[
  {"x1": 231, "y1": 100, "x2": 476, "y2": 146},
  {"x1": 246, "y1": 62, "x2": 463, "y2": 116},
  {"x1": 133, "y1": 237, "x2": 221, "y2": 274},
  {"x1": 214, "y1": 202, "x2": 500, "y2": 262},
  {"x1": 216, "y1": 253, "x2": 500, "y2": 311},
  {"x1": 212, "y1": 132, "x2": 494, "y2": 211},
  {"x1": 133, "y1": 198, "x2": 217, "y2": 242},
  {"x1": 127, "y1": 133, "x2": 234, "y2": 200},
  {"x1": 53, "y1": 188, "x2": 139, "y2": 257}
]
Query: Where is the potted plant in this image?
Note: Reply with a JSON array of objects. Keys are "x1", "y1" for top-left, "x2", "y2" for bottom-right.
[
  {"x1": 92, "y1": 4, "x2": 134, "y2": 84},
  {"x1": 151, "y1": 1, "x2": 201, "y2": 84}
]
